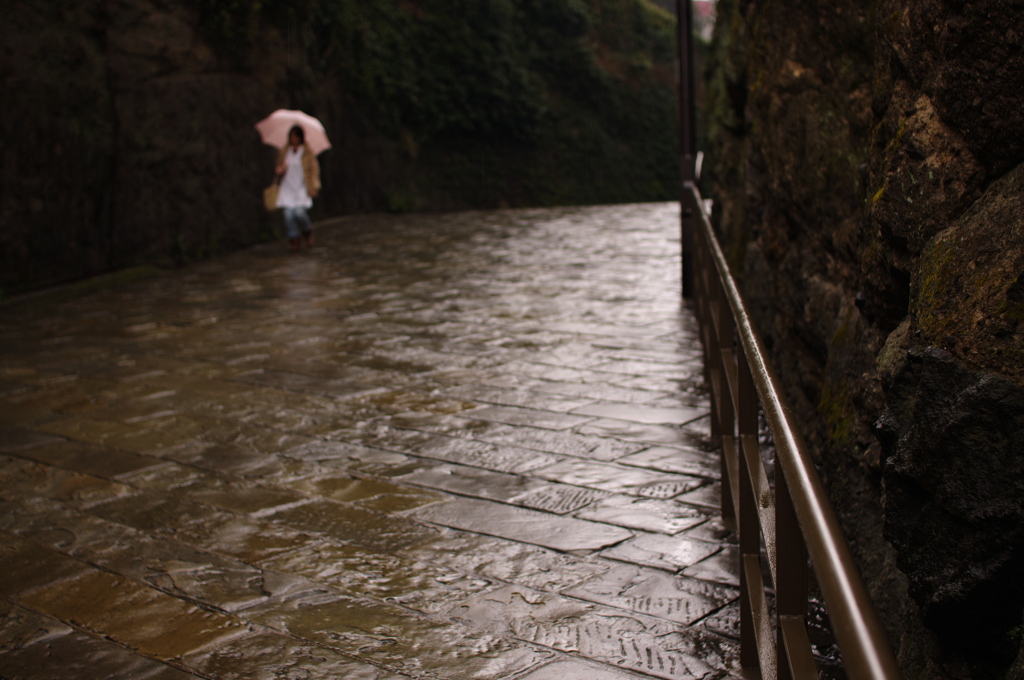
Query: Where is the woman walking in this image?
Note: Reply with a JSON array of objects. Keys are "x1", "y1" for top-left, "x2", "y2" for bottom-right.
[{"x1": 276, "y1": 125, "x2": 321, "y2": 251}]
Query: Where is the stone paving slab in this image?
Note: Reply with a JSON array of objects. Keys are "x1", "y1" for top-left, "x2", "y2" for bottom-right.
[
  {"x1": 562, "y1": 564, "x2": 738, "y2": 626},
  {"x1": 407, "y1": 497, "x2": 633, "y2": 552},
  {"x1": 601, "y1": 532, "x2": 723, "y2": 572},
  {"x1": 447, "y1": 583, "x2": 733, "y2": 680},
  {"x1": 570, "y1": 402, "x2": 708, "y2": 426},
  {"x1": 0, "y1": 630, "x2": 195, "y2": 680},
  {"x1": 18, "y1": 568, "x2": 250, "y2": 660},
  {"x1": 517, "y1": 658, "x2": 657, "y2": 680},
  {"x1": 618, "y1": 445, "x2": 722, "y2": 480},
  {"x1": 0, "y1": 203, "x2": 739, "y2": 679},
  {"x1": 530, "y1": 459, "x2": 706, "y2": 498},
  {"x1": 574, "y1": 494, "x2": 712, "y2": 534},
  {"x1": 181, "y1": 631, "x2": 405, "y2": 680}
]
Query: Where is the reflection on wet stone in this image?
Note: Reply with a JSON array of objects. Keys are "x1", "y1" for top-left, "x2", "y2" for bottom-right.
[
  {"x1": 410, "y1": 434, "x2": 562, "y2": 473},
  {"x1": 19, "y1": 570, "x2": 249, "y2": 660},
  {"x1": 269, "y1": 499, "x2": 437, "y2": 552},
  {"x1": 449, "y1": 584, "x2": 732, "y2": 680},
  {"x1": 405, "y1": 528, "x2": 611, "y2": 592},
  {"x1": 570, "y1": 401, "x2": 707, "y2": 426},
  {"x1": 465, "y1": 405, "x2": 595, "y2": 431},
  {"x1": 477, "y1": 425, "x2": 647, "y2": 462},
  {"x1": 0, "y1": 631, "x2": 197, "y2": 680},
  {"x1": 0, "y1": 203, "x2": 743, "y2": 677},
  {"x1": 602, "y1": 532, "x2": 722, "y2": 572},
  {"x1": 407, "y1": 497, "x2": 632, "y2": 552},
  {"x1": 674, "y1": 482, "x2": 723, "y2": 510},
  {"x1": 260, "y1": 541, "x2": 493, "y2": 615},
  {"x1": 532, "y1": 459, "x2": 706, "y2": 498},
  {"x1": 518, "y1": 658, "x2": 656, "y2": 680},
  {"x1": 618, "y1": 445, "x2": 721, "y2": 480},
  {"x1": 0, "y1": 530, "x2": 95, "y2": 599},
  {"x1": 182, "y1": 631, "x2": 404, "y2": 680},
  {"x1": 174, "y1": 514, "x2": 323, "y2": 564},
  {"x1": 395, "y1": 463, "x2": 550, "y2": 503},
  {"x1": 243, "y1": 587, "x2": 547, "y2": 678},
  {"x1": 563, "y1": 565, "x2": 738, "y2": 625},
  {"x1": 682, "y1": 546, "x2": 741, "y2": 587},
  {"x1": 575, "y1": 494, "x2": 710, "y2": 534},
  {"x1": 507, "y1": 483, "x2": 611, "y2": 514}
]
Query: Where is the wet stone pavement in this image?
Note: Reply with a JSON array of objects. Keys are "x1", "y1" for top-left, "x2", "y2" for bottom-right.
[{"x1": 0, "y1": 203, "x2": 741, "y2": 679}]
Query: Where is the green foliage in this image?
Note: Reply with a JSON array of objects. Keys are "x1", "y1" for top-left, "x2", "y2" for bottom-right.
[
  {"x1": 385, "y1": 191, "x2": 417, "y2": 213},
  {"x1": 193, "y1": 0, "x2": 679, "y2": 206},
  {"x1": 193, "y1": 0, "x2": 266, "y2": 57},
  {"x1": 296, "y1": 0, "x2": 591, "y2": 141}
]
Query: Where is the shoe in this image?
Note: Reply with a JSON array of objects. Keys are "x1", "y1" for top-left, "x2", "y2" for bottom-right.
[
  {"x1": 303, "y1": 231, "x2": 314, "y2": 248},
  {"x1": 289, "y1": 237, "x2": 301, "y2": 252}
]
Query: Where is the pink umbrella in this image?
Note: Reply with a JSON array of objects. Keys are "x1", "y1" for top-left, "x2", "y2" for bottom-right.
[{"x1": 255, "y1": 109, "x2": 332, "y2": 155}]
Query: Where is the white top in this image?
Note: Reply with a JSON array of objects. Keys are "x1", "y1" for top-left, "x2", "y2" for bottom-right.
[{"x1": 276, "y1": 146, "x2": 313, "y2": 208}]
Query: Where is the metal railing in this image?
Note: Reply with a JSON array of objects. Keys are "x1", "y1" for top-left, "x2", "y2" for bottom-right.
[{"x1": 681, "y1": 182, "x2": 902, "y2": 680}]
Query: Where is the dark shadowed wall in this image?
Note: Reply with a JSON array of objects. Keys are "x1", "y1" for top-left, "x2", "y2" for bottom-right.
[
  {"x1": 1, "y1": 0, "x2": 679, "y2": 294},
  {"x1": 702, "y1": 0, "x2": 1024, "y2": 677}
]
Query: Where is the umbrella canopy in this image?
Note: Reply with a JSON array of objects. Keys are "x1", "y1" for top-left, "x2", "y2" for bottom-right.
[{"x1": 255, "y1": 109, "x2": 332, "y2": 155}]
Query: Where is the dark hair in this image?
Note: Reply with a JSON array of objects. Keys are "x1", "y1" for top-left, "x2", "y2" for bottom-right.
[{"x1": 289, "y1": 125, "x2": 305, "y2": 144}]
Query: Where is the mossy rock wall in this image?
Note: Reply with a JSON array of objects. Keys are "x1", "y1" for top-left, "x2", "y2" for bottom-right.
[
  {"x1": 703, "y1": 0, "x2": 1024, "y2": 676},
  {"x1": 0, "y1": 0, "x2": 678, "y2": 294}
]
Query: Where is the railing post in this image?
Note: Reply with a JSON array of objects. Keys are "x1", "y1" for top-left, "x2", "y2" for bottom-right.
[
  {"x1": 732, "y1": 342, "x2": 756, "y2": 672},
  {"x1": 736, "y1": 345, "x2": 758, "y2": 438},
  {"x1": 677, "y1": 0, "x2": 697, "y2": 298},
  {"x1": 718, "y1": 312, "x2": 735, "y2": 438},
  {"x1": 682, "y1": 185, "x2": 699, "y2": 299},
  {"x1": 687, "y1": 180, "x2": 902, "y2": 680},
  {"x1": 738, "y1": 456, "x2": 760, "y2": 671},
  {"x1": 776, "y1": 464, "x2": 811, "y2": 680},
  {"x1": 705, "y1": 287, "x2": 723, "y2": 442},
  {"x1": 693, "y1": 214, "x2": 735, "y2": 524}
]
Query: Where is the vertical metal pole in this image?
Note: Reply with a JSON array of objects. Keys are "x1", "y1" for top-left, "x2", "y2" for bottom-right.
[
  {"x1": 776, "y1": 464, "x2": 809, "y2": 680},
  {"x1": 677, "y1": 0, "x2": 698, "y2": 298},
  {"x1": 738, "y1": 436, "x2": 760, "y2": 670}
]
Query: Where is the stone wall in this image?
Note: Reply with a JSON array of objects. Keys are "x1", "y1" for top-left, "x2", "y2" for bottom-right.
[
  {"x1": 703, "y1": 0, "x2": 1024, "y2": 676},
  {"x1": 3, "y1": 1, "x2": 271, "y2": 288},
  {"x1": 1, "y1": 0, "x2": 418, "y2": 292}
]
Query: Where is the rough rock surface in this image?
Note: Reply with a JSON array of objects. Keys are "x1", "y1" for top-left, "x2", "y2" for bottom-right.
[
  {"x1": 703, "y1": 0, "x2": 1024, "y2": 676},
  {"x1": 1, "y1": 0, "x2": 278, "y2": 289},
  {"x1": 878, "y1": 347, "x2": 1024, "y2": 671}
]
